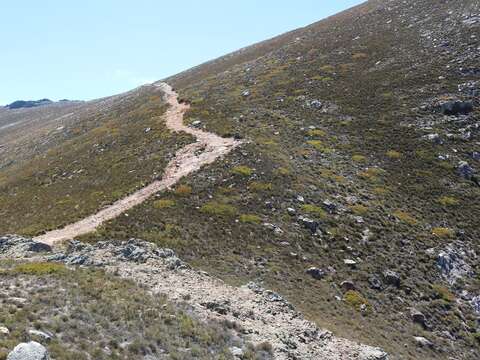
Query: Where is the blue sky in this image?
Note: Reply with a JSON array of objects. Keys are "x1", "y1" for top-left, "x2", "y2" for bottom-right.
[{"x1": 0, "y1": 0, "x2": 363, "y2": 105}]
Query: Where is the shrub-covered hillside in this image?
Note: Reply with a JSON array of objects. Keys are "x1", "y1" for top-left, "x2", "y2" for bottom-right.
[
  {"x1": 0, "y1": 86, "x2": 193, "y2": 235},
  {"x1": 81, "y1": 0, "x2": 480, "y2": 358}
]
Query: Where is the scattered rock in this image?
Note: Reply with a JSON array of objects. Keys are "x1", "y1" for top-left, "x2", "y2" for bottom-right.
[
  {"x1": 287, "y1": 207, "x2": 296, "y2": 216},
  {"x1": 0, "y1": 236, "x2": 52, "y2": 258},
  {"x1": 263, "y1": 223, "x2": 284, "y2": 235},
  {"x1": 383, "y1": 270, "x2": 401, "y2": 287},
  {"x1": 191, "y1": 120, "x2": 202, "y2": 127},
  {"x1": 368, "y1": 275, "x2": 383, "y2": 290},
  {"x1": 359, "y1": 348, "x2": 388, "y2": 360},
  {"x1": 340, "y1": 280, "x2": 356, "y2": 292},
  {"x1": 201, "y1": 301, "x2": 229, "y2": 315},
  {"x1": 410, "y1": 308, "x2": 427, "y2": 327},
  {"x1": 413, "y1": 336, "x2": 433, "y2": 348},
  {"x1": 230, "y1": 346, "x2": 244, "y2": 357},
  {"x1": 28, "y1": 330, "x2": 52, "y2": 342},
  {"x1": 471, "y1": 296, "x2": 480, "y2": 314},
  {"x1": 7, "y1": 341, "x2": 49, "y2": 360},
  {"x1": 457, "y1": 161, "x2": 474, "y2": 179},
  {"x1": 298, "y1": 217, "x2": 319, "y2": 234},
  {"x1": 322, "y1": 200, "x2": 337, "y2": 214},
  {"x1": 437, "y1": 243, "x2": 474, "y2": 284},
  {"x1": 440, "y1": 100, "x2": 473, "y2": 116},
  {"x1": 306, "y1": 267, "x2": 326, "y2": 280},
  {"x1": 344, "y1": 259, "x2": 357, "y2": 267},
  {"x1": 0, "y1": 326, "x2": 9, "y2": 335}
]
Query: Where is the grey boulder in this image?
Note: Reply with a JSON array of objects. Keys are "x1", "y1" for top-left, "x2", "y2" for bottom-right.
[{"x1": 7, "y1": 342, "x2": 49, "y2": 360}]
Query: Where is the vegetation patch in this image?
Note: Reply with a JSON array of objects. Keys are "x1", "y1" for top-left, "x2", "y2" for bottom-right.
[
  {"x1": 12, "y1": 262, "x2": 66, "y2": 276},
  {"x1": 200, "y1": 202, "x2": 237, "y2": 217},
  {"x1": 239, "y1": 214, "x2": 262, "y2": 224},
  {"x1": 432, "y1": 227, "x2": 454, "y2": 238},
  {"x1": 175, "y1": 185, "x2": 193, "y2": 197},
  {"x1": 153, "y1": 199, "x2": 176, "y2": 209},
  {"x1": 350, "y1": 204, "x2": 369, "y2": 216},
  {"x1": 432, "y1": 284, "x2": 455, "y2": 303},
  {"x1": 437, "y1": 196, "x2": 459, "y2": 206},
  {"x1": 386, "y1": 150, "x2": 402, "y2": 159},
  {"x1": 248, "y1": 182, "x2": 273, "y2": 192},
  {"x1": 307, "y1": 129, "x2": 326, "y2": 137},
  {"x1": 393, "y1": 210, "x2": 418, "y2": 225},
  {"x1": 344, "y1": 290, "x2": 371, "y2": 312},
  {"x1": 0, "y1": 261, "x2": 256, "y2": 359},
  {"x1": 232, "y1": 166, "x2": 253, "y2": 177},
  {"x1": 301, "y1": 204, "x2": 327, "y2": 219}
]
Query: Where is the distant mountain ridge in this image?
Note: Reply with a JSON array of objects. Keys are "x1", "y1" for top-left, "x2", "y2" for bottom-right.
[{"x1": 4, "y1": 98, "x2": 78, "y2": 110}]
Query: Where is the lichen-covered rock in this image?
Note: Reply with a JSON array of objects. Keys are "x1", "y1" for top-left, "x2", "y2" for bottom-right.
[
  {"x1": 7, "y1": 341, "x2": 49, "y2": 360},
  {"x1": 0, "y1": 236, "x2": 51, "y2": 258}
]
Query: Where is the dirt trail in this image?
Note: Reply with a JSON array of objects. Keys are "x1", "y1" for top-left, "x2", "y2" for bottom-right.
[{"x1": 34, "y1": 83, "x2": 241, "y2": 245}]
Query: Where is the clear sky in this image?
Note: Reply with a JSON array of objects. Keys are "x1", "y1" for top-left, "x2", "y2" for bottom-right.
[{"x1": 0, "y1": 0, "x2": 364, "y2": 105}]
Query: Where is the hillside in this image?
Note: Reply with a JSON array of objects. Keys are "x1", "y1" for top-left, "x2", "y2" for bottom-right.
[{"x1": 1, "y1": 0, "x2": 479, "y2": 359}]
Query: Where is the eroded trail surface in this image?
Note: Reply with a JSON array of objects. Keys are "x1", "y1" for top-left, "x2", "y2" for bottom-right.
[{"x1": 35, "y1": 83, "x2": 241, "y2": 245}]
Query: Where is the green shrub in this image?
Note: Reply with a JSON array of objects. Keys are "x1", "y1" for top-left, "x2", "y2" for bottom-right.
[
  {"x1": 352, "y1": 154, "x2": 367, "y2": 162},
  {"x1": 232, "y1": 166, "x2": 253, "y2": 177},
  {"x1": 175, "y1": 185, "x2": 192, "y2": 196},
  {"x1": 301, "y1": 204, "x2": 327, "y2": 219},
  {"x1": 307, "y1": 129, "x2": 326, "y2": 137},
  {"x1": 200, "y1": 202, "x2": 237, "y2": 217},
  {"x1": 386, "y1": 150, "x2": 402, "y2": 159},
  {"x1": 393, "y1": 210, "x2": 418, "y2": 225},
  {"x1": 350, "y1": 204, "x2": 368, "y2": 215},
  {"x1": 432, "y1": 284, "x2": 455, "y2": 303},
  {"x1": 248, "y1": 182, "x2": 272, "y2": 192},
  {"x1": 153, "y1": 199, "x2": 176, "y2": 209},
  {"x1": 13, "y1": 262, "x2": 66, "y2": 276},
  {"x1": 437, "y1": 196, "x2": 459, "y2": 206},
  {"x1": 344, "y1": 290, "x2": 371, "y2": 311},
  {"x1": 432, "y1": 227, "x2": 454, "y2": 238}
]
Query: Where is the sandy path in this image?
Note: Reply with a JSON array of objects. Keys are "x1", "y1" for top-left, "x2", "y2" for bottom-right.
[{"x1": 34, "y1": 83, "x2": 241, "y2": 245}]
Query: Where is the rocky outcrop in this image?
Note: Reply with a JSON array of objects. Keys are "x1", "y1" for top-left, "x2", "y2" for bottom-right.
[
  {"x1": 0, "y1": 235, "x2": 51, "y2": 258},
  {"x1": 0, "y1": 235, "x2": 388, "y2": 360}
]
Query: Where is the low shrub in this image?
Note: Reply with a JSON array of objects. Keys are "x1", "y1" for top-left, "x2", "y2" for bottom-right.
[
  {"x1": 248, "y1": 182, "x2": 273, "y2": 192},
  {"x1": 393, "y1": 210, "x2": 418, "y2": 225},
  {"x1": 175, "y1": 185, "x2": 192, "y2": 197},
  {"x1": 239, "y1": 214, "x2": 262, "y2": 224},
  {"x1": 232, "y1": 166, "x2": 253, "y2": 177},
  {"x1": 432, "y1": 284, "x2": 455, "y2": 303},
  {"x1": 301, "y1": 204, "x2": 327, "y2": 219},
  {"x1": 437, "y1": 196, "x2": 459, "y2": 206},
  {"x1": 352, "y1": 154, "x2": 367, "y2": 162},
  {"x1": 200, "y1": 202, "x2": 237, "y2": 217},
  {"x1": 344, "y1": 290, "x2": 371, "y2": 311},
  {"x1": 386, "y1": 150, "x2": 402, "y2": 159},
  {"x1": 13, "y1": 262, "x2": 66, "y2": 276},
  {"x1": 153, "y1": 199, "x2": 176, "y2": 209},
  {"x1": 432, "y1": 227, "x2": 454, "y2": 238}
]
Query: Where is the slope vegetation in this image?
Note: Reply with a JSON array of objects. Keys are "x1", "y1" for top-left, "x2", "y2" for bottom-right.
[{"x1": 79, "y1": 0, "x2": 479, "y2": 358}]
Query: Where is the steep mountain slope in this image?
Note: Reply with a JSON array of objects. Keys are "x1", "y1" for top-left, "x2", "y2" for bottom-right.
[
  {"x1": 0, "y1": 86, "x2": 193, "y2": 235},
  {"x1": 77, "y1": 0, "x2": 478, "y2": 358},
  {"x1": 0, "y1": 0, "x2": 479, "y2": 359}
]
